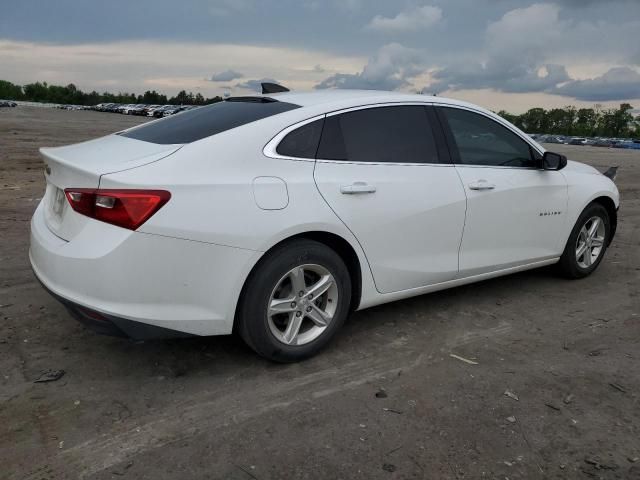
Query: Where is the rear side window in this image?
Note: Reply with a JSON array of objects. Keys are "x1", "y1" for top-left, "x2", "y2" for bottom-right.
[
  {"x1": 316, "y1": 106, "x2": 438, "y2": 164},
  {"x1": 276, "y1": 118, "x2": 324, "y2": 158},
  {"x1": 119, "y1": 99, "x2": 300, "y2": 144},
  {"x1": 440, "y1": 107, "x2": 537, "y2": 168}
]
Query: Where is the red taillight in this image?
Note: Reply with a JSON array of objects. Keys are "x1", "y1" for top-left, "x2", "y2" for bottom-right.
[{"x1": 64, "y1": 189, "x2": 171, "y2": 230}]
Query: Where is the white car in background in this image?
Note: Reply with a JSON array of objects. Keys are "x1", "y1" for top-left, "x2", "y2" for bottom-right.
[
  {"x1": 30, "y1": 88, "x2": 619, "y2": 361},
  {"x1": 120, "y1": 104, "x2": 137, "y2": 115}
]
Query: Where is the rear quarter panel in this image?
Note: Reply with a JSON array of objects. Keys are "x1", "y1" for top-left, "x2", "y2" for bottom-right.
[{"x1": 98, "y1": 118, "x2": 379, "y2": 317}]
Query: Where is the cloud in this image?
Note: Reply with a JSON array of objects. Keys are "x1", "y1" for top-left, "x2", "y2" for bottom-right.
[
  {"x1": 422, "y1": 3, "x2": 640, "y2": 102},
  {"x1": 316, "y1": 43, "x2": 424, "y2": 90},
  {"x1": 235, "y1": 77, "x2": 279, "y2": 92},
  {"x1": 366, "y1": 5, "x2": 442, "y2": 33},
  {"x1": 429, "y1": 62, "x2": 570, "y2": 94},
  {"x1": 209, "y1": 69, "x2": 243, "y2": 82},
  {"x1": 485, "y1": 3, "x2": 564, "y2": 62},
  {"x1": 552, "y1": 67, "x2": 640, "y2": 101},
  {"x1": 209, "y1": 0, "x2": 256, "y2": 17},
  {"x1": 427, "y1": 4, "x2": 571, "y2": 94},
  {"x1": 553, "y1": 0, "x2": 632, "y2": 4},
  {"x1": 1, "y1": 0, "x2": 640, "y2": 110},
  {"x1": 0, "y1": 39, "x2": 363, "y2": 97},
  {"x1": 334, "y1": 0, "x2": 363, "y2": 12},
  {"x1": 426, "y1": 4, "x2": 583, "y2": 98}
]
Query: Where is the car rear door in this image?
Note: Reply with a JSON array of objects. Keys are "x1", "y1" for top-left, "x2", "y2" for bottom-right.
[
  {"x1": 436, "y1": 106, "x2": 568, "y2": 277},
  {"x1": 313, "y1": 104, "x2": 467, "y2": 294}
]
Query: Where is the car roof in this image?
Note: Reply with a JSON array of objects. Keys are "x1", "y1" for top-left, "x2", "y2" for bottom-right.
[
  {"x1": 251, "y1": 89, "x2": 543, "y2": 154},
  {"x1": 269, "y1": 89, "x2": 485, "y2": 113}
]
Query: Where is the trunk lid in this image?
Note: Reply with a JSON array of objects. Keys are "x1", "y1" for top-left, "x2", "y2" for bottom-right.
[{"x1": 41, "y1": 134, "x2": 181, "y2": 240}]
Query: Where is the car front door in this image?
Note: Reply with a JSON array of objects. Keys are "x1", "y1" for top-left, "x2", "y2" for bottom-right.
[
  {"x1": 436, "y1": 106, "x2": 568, "y2": 278},
  {"x1": 313, "y1": 105, "x2": 467, "y2": 294}
]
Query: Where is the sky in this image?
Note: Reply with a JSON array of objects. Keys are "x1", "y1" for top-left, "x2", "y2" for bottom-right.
[{"x1": 1, "y1": 0, "x2": 639, "y2": 113}]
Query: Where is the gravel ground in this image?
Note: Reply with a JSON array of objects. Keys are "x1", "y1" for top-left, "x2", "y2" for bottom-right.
[{"x1": 1, "y1": 106, "x2": 639, "y2": 480}]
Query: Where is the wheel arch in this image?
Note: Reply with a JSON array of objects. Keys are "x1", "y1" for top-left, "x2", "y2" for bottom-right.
[
  {"x1": 234, "y1": 231, "x2": 364, "y2": 329},
  {"x1": 591, "y1": 195, "x2": 617, "y2": 245}
]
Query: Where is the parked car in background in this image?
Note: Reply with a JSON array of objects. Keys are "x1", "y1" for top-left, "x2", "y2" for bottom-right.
[
  {"x1": 31, "y1": 89, "x2": 620, "y2": 361},
  {"x1": 162, "y1": 105, "x2": 187, "y2": 116},
  {"x1": 58, "y1": 105, "x2": 87, "y2": 111},
  {"x1": 0, "y1": 100, "x2": 17, "y2": 107},
  {"x1": 152, "y1": 105, "x2": 173, "y2": 117},
  {"x1": 537, "y1": 134, "x2": 565, "y2": 144},
  {"x1": 140, "y1": 105, "x2": 161, "y2": 116},
  {"x1": 613, "y1": 140, "x2": 634, "y2": 149},
  {"x1": 569, "y1": 137, "x2": 587, "y2": 146},
  {"x1": 147, "y1": 105, "x2": 167, "y2": 117},
  {"x1": 107, "y1": 104, "x2": 123, "y2": 113},
  {"x1": 119, "y1": 104, "x2": 136, "y2": 114},
  {"x1": 131, "y1": 104, "x2": 150, "y2": 115},
  {"x1": 95, "y1": 103, "x2": 113, "y2": 112},
  {"x1": 594, "y1": 139, "x2": 616, "y2": 148}
]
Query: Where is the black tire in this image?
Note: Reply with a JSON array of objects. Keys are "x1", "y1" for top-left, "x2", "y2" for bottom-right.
[
  {"x1": 237, "y1": 239, "x2": 352, "y2": 362},
  {"x1": 557, "y1": 202, "x2": 610, "y2": 279}
]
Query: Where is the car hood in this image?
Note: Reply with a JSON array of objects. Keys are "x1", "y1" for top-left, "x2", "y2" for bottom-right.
[{"x1": 563, "y1": 160, "x2": 601, "y2": 176}]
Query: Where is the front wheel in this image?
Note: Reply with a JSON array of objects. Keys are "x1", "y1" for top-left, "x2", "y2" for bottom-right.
[
  {"x1": 557, "y1": 203, "x2": 610, "y2": 279},
  {"x1": 237, "y1": 239, "x2": 352, "y2": 362}
]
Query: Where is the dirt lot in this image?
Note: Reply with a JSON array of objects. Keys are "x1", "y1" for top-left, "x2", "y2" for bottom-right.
[{"x1": 1, "y1": 106, "x2": 639, "y2": 479}]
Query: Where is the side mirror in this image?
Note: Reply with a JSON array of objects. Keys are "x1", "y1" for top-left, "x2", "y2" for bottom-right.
[{"x1": 542, "y1": 151, "x2": 567, "y2": 171}]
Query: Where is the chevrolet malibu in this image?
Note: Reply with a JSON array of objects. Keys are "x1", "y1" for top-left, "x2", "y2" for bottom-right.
[{"x1": 30, "y1": 89, "x2": 619, "y2": 361}]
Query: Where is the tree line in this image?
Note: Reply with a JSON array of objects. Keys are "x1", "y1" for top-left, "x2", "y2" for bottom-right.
[
  {"x1": 0, "y1": 80, "x2": 222, "y2": 106},
  {"x1": 2, "y1": 78, "x2": 638, "y2": 138},
  {"x1": 497, "y1": 103, "x2": 639, "y2": 138}
]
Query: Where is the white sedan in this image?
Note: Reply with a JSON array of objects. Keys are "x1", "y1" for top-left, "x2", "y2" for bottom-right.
[{"x1": 30, "y1": 89, "x2": 619, "y2": 361}]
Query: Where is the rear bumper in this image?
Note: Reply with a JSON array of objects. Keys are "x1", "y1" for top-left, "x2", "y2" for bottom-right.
[
  {"x1": 30, "y1": 201, "x2": 259, "y2": 337},
  {"x1": 36, "y1": 275, "x2": 193, "y2": 339}
]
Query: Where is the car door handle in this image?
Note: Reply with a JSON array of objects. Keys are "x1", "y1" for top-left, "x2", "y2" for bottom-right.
[
  {"x1": 340, "y1": 182, "x2": 377, "y2": 194},
  {"x1": 468, "y1": 179, "x2": 495, "y2": 191}
]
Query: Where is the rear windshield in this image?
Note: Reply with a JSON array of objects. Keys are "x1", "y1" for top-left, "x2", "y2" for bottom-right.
[{"x1": 119, "y1": 98, "x2": 300, "y2": 144}]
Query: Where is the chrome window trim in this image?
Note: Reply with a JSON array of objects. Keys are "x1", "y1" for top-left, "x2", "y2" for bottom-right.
[
  {"x1": 323, "y1": 101, "x2": 433, "y2": 117},
  {"x1": 262, "y1": 101, "x2": 453, "y2": 167},
  {"x1": 264, "y1": 101, "x2": 546, "y2": 169},
  {"x1": 263, "y1": 114, "x2": 326, "y2": 162},
  {"x1": 264, "y1": 102, "x2": 436, "y2": 163},
  {"x1": 315, "y1": 159, "x2": 454, "y2": 167}
]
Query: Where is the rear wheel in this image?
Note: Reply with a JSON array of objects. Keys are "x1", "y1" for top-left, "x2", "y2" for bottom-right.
[
  {"x1": 558, "y1": 203, "x2": 610, "y2": 279},
  {"x1": 237, "y1": 239, "x2": 351, "y2": 362}
]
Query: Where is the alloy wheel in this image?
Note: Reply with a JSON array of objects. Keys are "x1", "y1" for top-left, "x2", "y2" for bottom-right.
[
  {"x1": 575, "y1": 216, "x2": 606, "y2": 269},
  {"x1": 267, "y1": 264, "x2": 339, "y2": 346}
]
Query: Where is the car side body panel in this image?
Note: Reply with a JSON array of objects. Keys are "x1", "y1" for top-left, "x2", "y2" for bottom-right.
[
  {"x1": 314, "y1": 160, "x2": 467, "y2": 293},
  {"x1": 427, "y1": 101, "x2": 618, "y2": 277},
  {"x1": 454, "y1": 165, "x2": 568, "y2": 277},
  {"x1": 99, "y1": 121, "x2": 379, "y2": 328},
  {"x1": 30, "y1": 91, "x2": 621, "y2": 339}
]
